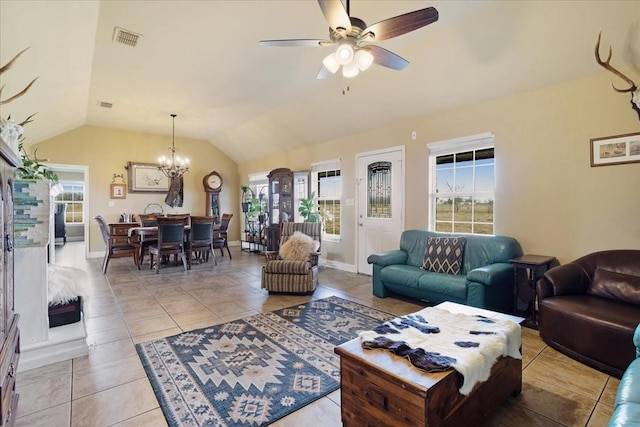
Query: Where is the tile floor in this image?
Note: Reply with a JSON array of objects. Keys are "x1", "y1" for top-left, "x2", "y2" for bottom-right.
[{"x1": 16, "y1": 242, "x2": 616, "y2": 426}]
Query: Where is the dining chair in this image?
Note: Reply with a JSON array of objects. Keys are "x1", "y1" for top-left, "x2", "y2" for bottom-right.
[
  {"x1": 148, "y1": 216, "x2": 189, "y2": 273},
  {"x1": 188, "y1": 215, "x2": 218, "y2": 268},
  {"x1": 95, "y1": 215, "x2": 139, "y2": 274},
  {"x1": 213, "y1": 213, "x2": 233, "y2": 259},
  {"x1": 133, "y1": 214, "x2": 159, "y2": 266},
  {"x1": 136, "y1": 213, "x2": 158, "y2": 227},
  {"x1": 167, "y1": 213, "x2": 191, "y2": 227}
]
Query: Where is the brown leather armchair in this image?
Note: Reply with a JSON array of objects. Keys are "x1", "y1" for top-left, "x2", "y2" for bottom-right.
[{"x1": 537, "y1": 250, "x2": 640, "y2": 377}]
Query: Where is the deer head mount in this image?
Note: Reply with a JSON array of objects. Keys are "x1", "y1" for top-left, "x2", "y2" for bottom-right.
[{"x1": 595, "y1": 32, "x2": 640, "y2": 120}]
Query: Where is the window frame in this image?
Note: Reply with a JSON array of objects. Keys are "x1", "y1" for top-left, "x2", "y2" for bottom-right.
[
  {"x1": 311, "y1": 159, "x2": 341, "y2": 242},
  {"x1": 427, "y1": 132, "x2": 495, "y2": 235},
  {"x1": 54, "y1": 180, "x2": 85, "y2": 225}
]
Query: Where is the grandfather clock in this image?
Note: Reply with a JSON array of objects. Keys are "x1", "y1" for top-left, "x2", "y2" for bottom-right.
[{"x1": 203, "y1": 171, "x2": 222, "y2": 223}]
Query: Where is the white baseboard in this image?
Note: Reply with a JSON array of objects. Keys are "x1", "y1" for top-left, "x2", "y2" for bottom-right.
[
  {"x1": 19, "y1": 319, "x2": 89, "y2": 372},
  {"x1": 320, "y1": 259, "x2": 357, "y2": 273}
]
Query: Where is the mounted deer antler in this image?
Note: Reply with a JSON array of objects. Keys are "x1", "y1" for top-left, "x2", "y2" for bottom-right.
[
  {"x1": 0, "y1": 47, "x2": 39, "y2": 105},
  {"x1": 595, "y1": 31, "x2": 640, "y2": 120}
]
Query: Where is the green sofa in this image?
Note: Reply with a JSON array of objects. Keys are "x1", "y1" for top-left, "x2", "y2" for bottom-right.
[{"x1": 367, "y1": 230, "x2": 523, "y2": 312}]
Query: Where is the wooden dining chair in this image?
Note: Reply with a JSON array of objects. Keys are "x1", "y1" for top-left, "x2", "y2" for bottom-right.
[
  {"x1": 188, "y1": 216, "x2": 218, "y2": 268},
  {"x1": 213, "y1": 213, "x2": 233, "y2": 259},
  {"x1": 133, "y1": 214, "x2": 159, "y2": 267},
  {"x1": 135, "y1": 213, "x2": 158, "y2": 227},
  {"x1": 148, "y1": 216, "x2": 189, "y2": 273},
  {"x1": 95, "y1": 215, "x2": 139, "y2": 274},
  {"x1": 167, "y1": 213, "x2": 191, "y2": 227}
]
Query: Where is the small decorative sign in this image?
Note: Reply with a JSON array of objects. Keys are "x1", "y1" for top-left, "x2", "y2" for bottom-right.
[
  {"x1": 590, "y1": 132, "x2": 640, "y2": 167},
  {"x1": 110, "y1": 183, "x2": 126, "y2": 199}
]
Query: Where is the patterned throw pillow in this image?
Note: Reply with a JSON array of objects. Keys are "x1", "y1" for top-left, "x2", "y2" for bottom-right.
[{"x1": 420, "y1": 237, "x2": 466, "y2": 275}]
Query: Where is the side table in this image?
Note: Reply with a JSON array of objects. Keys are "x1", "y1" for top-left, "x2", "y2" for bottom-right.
[{"x1": 509, "y1": 254, "x2": 556, "y2": 329}]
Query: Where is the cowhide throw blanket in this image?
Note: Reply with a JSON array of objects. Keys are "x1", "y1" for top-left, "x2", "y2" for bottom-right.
[{"x1": 359, "y1": 307, "x2": 521, "y2": 395}]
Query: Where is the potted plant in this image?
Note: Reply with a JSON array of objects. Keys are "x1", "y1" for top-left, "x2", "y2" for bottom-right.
[
  {"x1": 241, "y1": 185, "x2": 253, "y2": 214},
  {"x1": 17, "y1": 141, "x2": 58, "y2": 181},
  {"x1": 298, "y1": 191, "x2": 320, "y2": 222}
]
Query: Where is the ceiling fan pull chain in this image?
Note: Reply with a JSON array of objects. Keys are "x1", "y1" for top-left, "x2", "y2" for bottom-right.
[{"x1": 341, "y1": 74, "x2": 350, "y2": 95}]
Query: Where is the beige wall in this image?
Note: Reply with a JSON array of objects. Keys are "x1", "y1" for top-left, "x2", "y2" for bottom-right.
[
  {"x1": 34, "y1": 125, "x2": 239, "y2": 253},
  {"x1": 34, "y1": 72, "x2": 640, "y2": 265},
  {"x1": 239, "y1": 70, "x2": 640, "y2": 265}
]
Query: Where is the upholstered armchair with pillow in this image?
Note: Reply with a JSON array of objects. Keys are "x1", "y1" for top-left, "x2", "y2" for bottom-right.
[{"x1": 262, "y1": 222, "x2": 322, "y2": 293}]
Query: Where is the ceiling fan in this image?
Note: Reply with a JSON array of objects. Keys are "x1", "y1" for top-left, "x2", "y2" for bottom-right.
[{"x1": 260, "y1": 0, "x2": 439, "y2": 79}]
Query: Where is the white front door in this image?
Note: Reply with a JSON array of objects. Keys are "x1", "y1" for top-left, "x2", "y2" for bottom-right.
[{"x1": 356, "y1": 147, "x2": 404, "y2": 275}]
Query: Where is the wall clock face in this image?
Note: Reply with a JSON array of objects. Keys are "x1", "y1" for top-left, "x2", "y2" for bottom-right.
[{"x1": 204, "y1": 171, "x2": 223, "y2": 191}]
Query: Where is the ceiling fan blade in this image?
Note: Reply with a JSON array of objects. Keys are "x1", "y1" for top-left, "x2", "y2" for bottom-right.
[
  {"x1": 260, "y1": 39, "x2": 333, "y2": 47},
  {"x1": 316, "y1": 65, "x2": 335, "y2": 79},
  {"x1": 318, "y1": 0, "x2": 352, "y2": 33},
  {"x1": 364, "y1": 45, "x2": 409, "y2": 70},
  {"x1": 361, "y1": 7, "x2": 438, "y2": 41}
]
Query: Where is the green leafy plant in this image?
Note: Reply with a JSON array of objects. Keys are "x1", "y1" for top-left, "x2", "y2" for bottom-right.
[
  {"x1": 14, "y1": 114, "x2": 57, "y2": 181},
  {"x1": 16, "y1": 143, "x2": 58, "y2": 181},
  {"x1": 241, "y1": 185, "x2": 266, "y2": 220},
  {"x1": 298, "y1": 191, "x2": 319, "y2": 222}
]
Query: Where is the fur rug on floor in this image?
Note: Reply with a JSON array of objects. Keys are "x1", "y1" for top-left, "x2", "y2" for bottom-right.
[{"x1": 48, "y1": 264, "x2": 88, "y2": 305}]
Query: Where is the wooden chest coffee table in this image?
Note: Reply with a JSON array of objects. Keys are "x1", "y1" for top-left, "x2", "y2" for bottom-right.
[{"x1": 334, "y1": 307, "x2": 522, "y2": 426}]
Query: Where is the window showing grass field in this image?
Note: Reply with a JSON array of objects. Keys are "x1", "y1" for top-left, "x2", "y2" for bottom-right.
[
  {"x1": 55, "y1": 182, "x2": 84, "y2": 224},
  {"x1": 429, "y1": 139, "x2": 495, "y2": 235},
  {"x1": 435, "y1": 199, "x2": 493, "y2": 235}
]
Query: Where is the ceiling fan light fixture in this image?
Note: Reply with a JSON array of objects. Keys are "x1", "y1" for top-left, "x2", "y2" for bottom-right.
[
  {"x1": 342, "y1": 62, "x2": 360, "y2": 78},
  {"x1": 336, "y1": 43, "x2": 354, "y2": 65},
  {"x1": 322, "y1": 53, "x2": 340, "y2": 74},
  {"x1": 355, "y1": 49, "x2": 374, "y2": 71}
]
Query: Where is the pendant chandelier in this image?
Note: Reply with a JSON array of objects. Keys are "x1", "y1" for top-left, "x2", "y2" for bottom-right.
[{"x1": 158, "y1": 113, "x2": 189, "y2": 179}]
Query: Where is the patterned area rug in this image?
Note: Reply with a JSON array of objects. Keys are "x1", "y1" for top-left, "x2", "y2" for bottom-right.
[{"x1": 136, "y1": 296, "x2": 394, "y2": 426}]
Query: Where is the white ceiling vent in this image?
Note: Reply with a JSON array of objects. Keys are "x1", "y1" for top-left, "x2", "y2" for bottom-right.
[
  {"x1": 112, "y1": 27, "x2": 141, "y2": 47},
  {"x1": 98, "y1": 101, "x2": 113, "y2": 109}
]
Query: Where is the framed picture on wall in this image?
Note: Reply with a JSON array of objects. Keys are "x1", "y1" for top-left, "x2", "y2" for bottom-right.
[
  {"x1": 110, "y1": 183, "x2": 126, "y2": 199},
  {"x1": 127, "y1": 162, "x2": 170, "y2": 192},
  {"x1": 590, "y1": 132, "x2": 640, "y2": 167}
]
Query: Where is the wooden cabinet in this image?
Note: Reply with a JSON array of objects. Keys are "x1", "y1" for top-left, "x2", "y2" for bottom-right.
[
  {"x1": 0, "y1": 139, "x2": 21, "y2": 426},
  {"x1": 266, "y1": 168, "x2": 309, "y2": 251}
]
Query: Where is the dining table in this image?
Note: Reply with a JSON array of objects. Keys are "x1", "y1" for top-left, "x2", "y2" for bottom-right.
[
  {"x1": 127, "y1": 224, "x2": 220, "y2": 269},
  {"x1": 127, "y1": 225, "x2": 191, "y2": 269}
]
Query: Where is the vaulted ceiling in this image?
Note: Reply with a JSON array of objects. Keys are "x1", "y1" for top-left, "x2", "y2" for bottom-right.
[{"x1": 1, "y1": 1, "x2": 638, "y2": 164}]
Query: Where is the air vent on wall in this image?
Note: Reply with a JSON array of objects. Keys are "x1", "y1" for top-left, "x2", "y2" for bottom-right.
[
  {"x1": 98, "y1": 101, "x2": 113, "y2": 109},
  {"x1": 112, "y1": 27, "x2": 141, "y2": 47}
]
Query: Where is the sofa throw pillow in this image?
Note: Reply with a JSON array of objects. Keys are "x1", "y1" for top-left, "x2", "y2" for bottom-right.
[
  {"x1": 279, "y1": 231, "x2": 317, "y2": 261},
  {"x1": 587, "y1": 268, "x2": 640, "y2": 305},
  {"x1": 420, "y1": 237, "x2": 466, "y2": 275}
]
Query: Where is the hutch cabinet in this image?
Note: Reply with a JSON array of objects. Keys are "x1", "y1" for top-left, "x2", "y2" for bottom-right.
[
  {"x1": 266, "y1": 168, "x2": 309, "y2": 251},
  {"x1": 0, "y1": 139, "x2": 21, "y2": 426}
]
